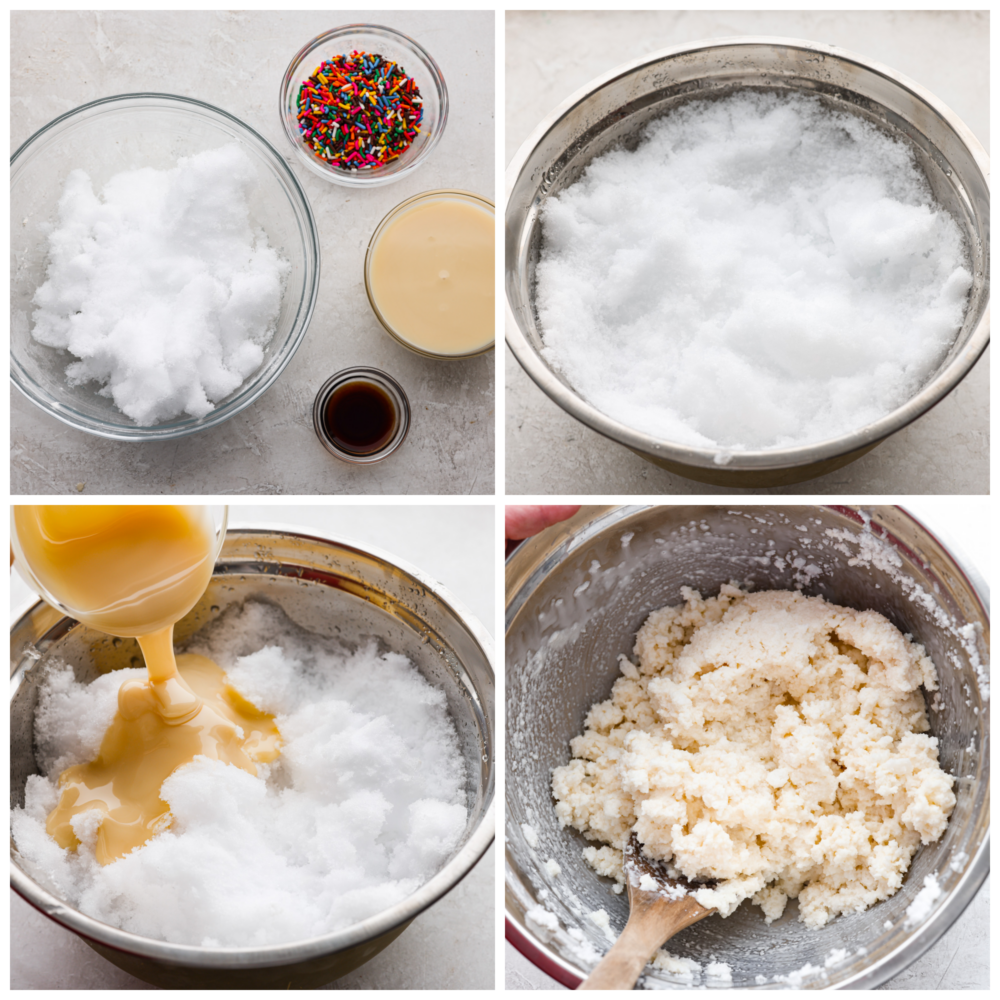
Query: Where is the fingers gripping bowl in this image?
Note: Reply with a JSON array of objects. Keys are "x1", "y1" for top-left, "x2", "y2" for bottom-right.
[
  {"x1": 505, "y1": 506, "x2": 988, "y2": 989},
  {"x1": 11, "y1": 526, "x2": 494, "y2": 989}
]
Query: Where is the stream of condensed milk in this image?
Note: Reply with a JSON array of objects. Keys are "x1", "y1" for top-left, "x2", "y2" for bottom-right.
[{"x1": 13, "y1": 505, "x2": 281, "y2": 865}]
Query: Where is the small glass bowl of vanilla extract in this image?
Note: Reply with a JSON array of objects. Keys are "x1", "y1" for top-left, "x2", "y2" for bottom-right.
[{"x1": 312, "y1": 367, "x2": 411, "y2": 463}]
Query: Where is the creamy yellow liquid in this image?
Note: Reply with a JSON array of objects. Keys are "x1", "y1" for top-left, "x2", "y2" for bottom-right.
[
  {"x1": 369, "y1": 195, "x2": 494, "y2": 357},
  {"x1": 13, "y1": 505, "x2": 281, "y2": 865},
  {"x1": 14, "y1": 505, "x2": 215, "y2": 639},
  {"x1": 47, "y1": 654, "x2": 280, "y2": 864}
]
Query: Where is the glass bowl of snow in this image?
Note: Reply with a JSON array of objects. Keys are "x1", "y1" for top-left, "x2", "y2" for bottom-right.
[
  {"x1": 11, "y1": 525, "x2": 495, "y2": 988},
  {"x1": 11, "y1": 93, "x2": 321, "y2": 441},
  {"x1": 505, "y1": 37, "x2": 990, "y2": 487}
]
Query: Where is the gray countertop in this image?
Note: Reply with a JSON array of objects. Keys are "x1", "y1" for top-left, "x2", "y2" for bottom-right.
[
  {"x1": 505, "y1": 10, "x2": 988, "y2": 496},
  {"x1": 11, "y1": 505, "x2": 495, "y2": 990},
  {"x1": 12, "y1": 11, "x2": 495, "y2": 495}
]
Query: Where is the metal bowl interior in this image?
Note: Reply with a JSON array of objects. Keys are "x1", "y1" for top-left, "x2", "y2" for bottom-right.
[
  {"x1": 505, "y1": 505, "x2": 988, "y2": 989},
  {"x1": 11, "y1": 94, "x2": 321, "y2": 442},
  {"x1": 363, "y1": 189, "x2": 496, "y2": 358},
  {"x1": 11, "y1": 527, "x2": 494, "y2": 989},
  {"x1": 505, "y1": 38, "x2": 991, "y2": 486},
  {"x1": 279, "y1": 24, "x2": 448, "y2": 188}
]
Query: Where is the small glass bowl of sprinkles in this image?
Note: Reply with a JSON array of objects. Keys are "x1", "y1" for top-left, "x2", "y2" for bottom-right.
[{"x1": 281, "y1": 24, "x2": 448, "y2": 187}]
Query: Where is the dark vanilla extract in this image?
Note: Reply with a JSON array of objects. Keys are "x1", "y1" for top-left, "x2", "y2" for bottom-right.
[{"x1": 323, "y1": 380, "x2": 398, "y2": 455}]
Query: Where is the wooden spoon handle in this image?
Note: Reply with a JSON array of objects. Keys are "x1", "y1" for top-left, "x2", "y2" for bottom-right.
[
  {"x1": 576, "y1": 919, "x2": 665, "y2": 989},
  {"x1": 577, "y1": 896, "x2": 713, "y2": 990}
]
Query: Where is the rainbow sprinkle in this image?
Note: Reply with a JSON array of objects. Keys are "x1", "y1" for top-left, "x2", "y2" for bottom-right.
[{"x1": 296, "y1": 50, "x2": 423, "y2": 171}]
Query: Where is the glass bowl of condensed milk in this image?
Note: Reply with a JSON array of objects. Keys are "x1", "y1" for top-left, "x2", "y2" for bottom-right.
[{"x1": 365, "y1": 190, "x2": 495, "y2": 358}]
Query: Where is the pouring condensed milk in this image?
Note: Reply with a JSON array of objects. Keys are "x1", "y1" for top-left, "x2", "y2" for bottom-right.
[
  {"x1": 11, "y1": 504, "x2": 280, "y2": 865},
  {"x1": 365, "y1": 189, "x2": 495, "y2": 358}
]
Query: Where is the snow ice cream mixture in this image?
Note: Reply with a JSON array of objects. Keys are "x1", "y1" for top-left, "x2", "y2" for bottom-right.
[
  {"x1": 552, "y1": 587, "x2": 955, "y2": 929},
  {"x1": 12, "y1": 602, "x2": 468, "y2": 947},
  {"x1": 31, "y1": 144, "x2": 290, "y2": 425},
  {"x1": 535, "y1": 92, "x2": 973, "y2": 460}
]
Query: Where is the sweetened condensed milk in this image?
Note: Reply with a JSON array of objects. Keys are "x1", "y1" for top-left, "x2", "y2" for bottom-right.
[
  {"x1": 366, "y1": 190, "x2": 494, "y2": 357},
  {"x1": 13, "y1": 505, "x2": 280, "y2": 865}
]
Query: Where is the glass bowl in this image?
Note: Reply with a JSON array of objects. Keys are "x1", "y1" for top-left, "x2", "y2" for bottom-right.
[
  {"x1": 11, "y1": 93, "x2": 321, "y2": 442},
  {"x1": 364, "y1": 190, "x2": 495, "y2": 358},
  {"x1": 280, "y1": 24, "x2": 448, "y2": 187},
  {"x1": 506, "y1": 505, "x2": 989, "y2": 989},
  {"x1": 505, "y1": 37, "x2": 990, "y2": 487},
  {"x1": 11, "y1": 505, "x2": 228, "y2": 633},
  {"x1": 312, "y1": 367, "x2": 411, "y2": 463},
  {"x1": 11, "y1": 525, "x2": 495, "y2": 988}
]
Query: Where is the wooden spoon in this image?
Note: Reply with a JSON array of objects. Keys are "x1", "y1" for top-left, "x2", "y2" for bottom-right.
[{"x1": 577, "y1": 833, "x2": 716, "y2": 990}]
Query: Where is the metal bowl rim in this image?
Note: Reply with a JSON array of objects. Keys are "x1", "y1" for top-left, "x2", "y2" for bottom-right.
[
  {"x1": 11, "y1": 523, "x2": 495, "y2": 968},
  {"x1": 504, "y1": 35, "x2": 991, "y2": 473},
  {"x1": 10, "y1": 92, "x2": 321, "y2": 442},
  {"x1": 503, "y1": 503, "x2": 989, "y2": 989}
]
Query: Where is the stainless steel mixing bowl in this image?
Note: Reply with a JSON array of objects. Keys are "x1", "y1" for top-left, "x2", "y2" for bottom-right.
[
  {"x1": 506, "y1": 505, "x2": 988, "y2": 989},
  {"x1": 11, "y1": 526, "x2": 494, "y2": 989},
  {"x1": 505, "y1": 38, "x2": 991, "y2": 487}
]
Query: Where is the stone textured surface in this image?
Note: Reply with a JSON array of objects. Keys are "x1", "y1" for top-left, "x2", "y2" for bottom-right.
[
  {"x1": 12, "y1": 11, "x2": 495, "y2": 495},
  {"x1": 505, "y1": 10, "x2": 988, "y2": 495},
  {"x1": 11, "y1": 505, "x2": 495, "y2": 989},
  {"x1": 503, "y1": 499, "x2": 989, "y2": 989}
]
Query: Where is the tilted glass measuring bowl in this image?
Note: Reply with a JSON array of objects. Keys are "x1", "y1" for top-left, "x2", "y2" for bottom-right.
[{"x1": 10, "y1": 505, "x2": 228, "y2": 634}]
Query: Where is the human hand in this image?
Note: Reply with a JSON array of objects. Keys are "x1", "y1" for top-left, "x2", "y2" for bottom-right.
[{"x1": 505, "y1": 505, "x2": 581, "y2": 555}]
